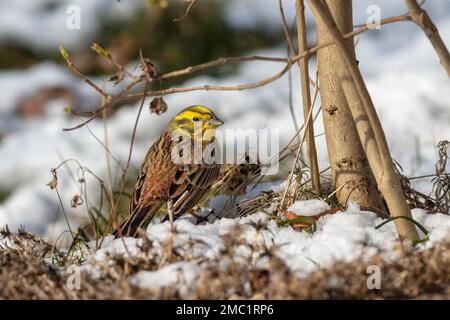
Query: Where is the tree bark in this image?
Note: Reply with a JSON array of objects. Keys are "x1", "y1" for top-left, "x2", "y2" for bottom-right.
[
  {"x1": 312, "y1": 0, "x2": 385, "y2": 214},
  {"x1": 309, "y1": 0, "x2": 420, "y2": 241}
]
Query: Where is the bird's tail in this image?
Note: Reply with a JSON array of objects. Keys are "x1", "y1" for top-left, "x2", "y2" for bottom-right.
[{"x1": 113, "y1": 204, "x2": 162, "y2": 238}]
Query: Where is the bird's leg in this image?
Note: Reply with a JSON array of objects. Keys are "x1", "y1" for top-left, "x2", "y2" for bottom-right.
[{"x1": 167, "y1": 199, "x2": 175, "y2": 231}]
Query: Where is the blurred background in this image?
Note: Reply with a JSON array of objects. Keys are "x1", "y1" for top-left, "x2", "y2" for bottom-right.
[{"x1": 0, "y1": 0, "x2": 449, "y2": 243}]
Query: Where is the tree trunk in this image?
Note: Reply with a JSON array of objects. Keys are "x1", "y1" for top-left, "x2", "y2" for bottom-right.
[
  {"x1": 309, "y1": 0, "x2": 420, "y2": 241},
  {"x1": 313, "y1": 0, "x2": 385, "y2": 214}
]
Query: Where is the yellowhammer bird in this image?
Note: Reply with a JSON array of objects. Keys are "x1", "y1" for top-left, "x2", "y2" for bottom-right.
[{"x1": 114, "y1": 105, "x2": 223, "y2": 238}]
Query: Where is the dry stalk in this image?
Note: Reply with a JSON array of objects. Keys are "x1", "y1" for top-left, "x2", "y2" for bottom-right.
[
  {"x1": 296, "y1": 0, "x2": 321, "y2": 193},
  {"x1": 279, "y1": 73, "x2": 319, "y2": 212},
  {"x1": 279, "y1": 0, "x2": 300, "y2": 137}
]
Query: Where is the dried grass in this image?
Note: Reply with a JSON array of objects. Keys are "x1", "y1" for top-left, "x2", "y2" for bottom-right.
[{"x1": 0, "y1": 225, "x2": 448, "y2": 300}]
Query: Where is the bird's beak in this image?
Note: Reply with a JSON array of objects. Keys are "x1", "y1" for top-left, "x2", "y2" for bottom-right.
[{"x1": 207, "y1": 115, "x2": 224, "y2": 127}]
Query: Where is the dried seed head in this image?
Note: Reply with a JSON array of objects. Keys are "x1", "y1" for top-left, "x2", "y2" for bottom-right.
[
  {"x1": 47, "y1": 170, "x2": 58, "y2": 189},
  {"x1": 149, "y1": 97, "x2": 168, "y2": 115},
  {"x1": 71, "y1": 195, "x2": 83, "y2": 208}
]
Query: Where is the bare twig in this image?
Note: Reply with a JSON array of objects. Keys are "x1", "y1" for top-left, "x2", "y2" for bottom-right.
[
  {"x1": 78, "y1": 115, "x2": 124, "y2": 170},
  {"x1": 279, "y1": 0, "x2": 296, "y2": 54},
  {"x1": 159, "y1": 55, "x2": 287, "y2": 80},
  {"x1": 101, "y1": 92, "x2": 117, "y2": 229},
  {"x1": 279, "y1": 0, "x2": 300, "y2": 136},
  {"x1": 51, "y1": 158, "x2": 115, "y2": 242},
  {"x1": 129, "y1": 15, "x2": 412, "y2": 101},
  {"x1": 60, "y1": 46, "x2": 110, "y2": 100},
  {"x1": 296, "y1": 0, "x2": 321, "y2": 193},
  {"x1": 279, "y1": 69, "x2": 320, "y2": 211},
  {"x1": 63, "y1": 78, "x2": 143, "y2": 131},
  {"x1": 404, "y1": 0, "x2": 450, "y2": 76},
  {"x1": 54, "y1": 185, "x2": 74, "y2": 239},
  {"x1": 113, "y1": 75, "x2": 150, "y2": 216},
  {"x1": 91, "y1": 43, "x2": 140, "y2": 81},
  {"x1": 130, "y1": 64, "x2": 292, "y2": 98},
  {"x1": 63, "y1": 14, "x2": 412, "y2": 132},
  {"x1": 173, "y1": 0, "x2": 198, "y2": 22}
]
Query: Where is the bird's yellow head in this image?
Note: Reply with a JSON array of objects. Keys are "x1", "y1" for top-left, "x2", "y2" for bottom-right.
[{"x1": 167, "y1": 105, "x2": 224, "y2": 135}]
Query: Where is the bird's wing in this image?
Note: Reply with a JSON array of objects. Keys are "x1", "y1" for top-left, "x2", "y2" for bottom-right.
[
  {"x1": 168, "y1": 164, "x2": 221, "y2": 218},
  {"x1": 113, "y1": 203, "x2": 163, "y2": 238},
  {"x1": 129, "y1": 159, "x2": 148, "y2": 216},
  {"x1": 116, "y1": 133, "x2": 175, "y2": 238},
  {"x1": 136, "y1": 133, "x2": 177, "y2": 208}
]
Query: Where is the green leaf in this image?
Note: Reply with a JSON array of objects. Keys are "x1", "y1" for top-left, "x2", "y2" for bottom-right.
[
  {"x1": 375, "y1": 215, "x2": 429, "y2": 235},
  {"x1": 278, "y1": 216, "x2": 317, "y2": 232}
]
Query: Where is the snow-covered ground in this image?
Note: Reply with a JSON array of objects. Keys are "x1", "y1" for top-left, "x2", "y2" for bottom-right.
[
  {"x1": 80, "y1": 198, "x2": 450, "y2": 293},
  {"x1": 0, "y1": 1, "x2": 449, "y2": 285}
]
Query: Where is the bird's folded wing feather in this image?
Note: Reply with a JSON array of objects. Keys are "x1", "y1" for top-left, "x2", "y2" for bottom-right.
[{"x1": 169, "y1": 164, "x2": 220, "y2": 217}]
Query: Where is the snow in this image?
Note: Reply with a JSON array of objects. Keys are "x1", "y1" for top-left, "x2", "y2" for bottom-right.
[
  {"x1": 413, "y1": 208, "x2": 450, "y2": 243},
  {"x1": 0, "y1": 0, "x2": 146, "y2": 53},
  {"x1": 287, "y1": 199, "x2": 331, "y2": 216},
  {"x1": 76, "y1": 199, "x2": 450, "y2": 292},
  {"x1": 130, "y1": 262, "x2": 200, "y2": 295},
  {"x1": 0, "y1": 185, "x2": 58, "y2": 235}
]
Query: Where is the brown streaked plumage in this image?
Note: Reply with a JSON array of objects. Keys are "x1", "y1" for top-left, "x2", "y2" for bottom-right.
[{"x1": 114, "y1": 105, "x2": 223, "y2": 238}]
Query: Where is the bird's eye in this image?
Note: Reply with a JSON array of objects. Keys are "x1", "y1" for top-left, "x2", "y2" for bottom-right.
[{"x1": 192, "y1": 117, "x2": 200, "y2": 122}]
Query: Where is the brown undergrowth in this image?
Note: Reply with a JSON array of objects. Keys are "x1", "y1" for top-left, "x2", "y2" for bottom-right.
[{"x1": 0, "y1": 226, "x2": 448, "y2": 300}]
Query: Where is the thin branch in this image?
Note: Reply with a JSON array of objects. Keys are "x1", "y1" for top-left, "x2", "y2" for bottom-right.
[
  {"x1": 279, "y1": 0, "x2": 300, "y2": 136},
  {"x1": 129, "y1": 14, "x2": 412, "y2": 101},
  {"x1": 159, "y1": 15, "x2": 411, "y2": 81},
  {"x1": 78, "y1": 115, "x2": 124, "y2": 170},
  {"x1": 159, "y1": 55, "x2": 288, "y2": 80},
  {"x1": 54, "y1": 186, "x2": 74, "y2": 238},
  {"x1": 101, "y1": 92, "x2": 117, "y2": 229},
  {"x1": 296, "y1": 0, "x2": 321, "y2": 193},
  {"x1": 63, "y1": 78, "x2": 143, "y2": 131},
  {"x1": 279, "y1": 68, "x2": 320, "y2": 211},
  {"x1": 404, "y1": 0, "x2": 450, "y2": 76},
  {"x1": 279, "y1": 91, "x2": 316, "y2": 211},
  {"x1": 113, "y1": 80, "x2": 150, "y2": 214},
  {"x1": 279, "y1": 0, "x2": 297, "y2": 54},
  {"x1": 287, "y1": 51, "x2": 299, "y2": 135},
  {"x1": 130, "y1": 64, "x2": 292, "y2": 99},
  {"x1": 64, "y1": 14, "x2": 412, "y2": 132},
  {"x1": 62, "y1": 51, "x2": 110, "y2": 100},
  {"x1": 409, "y1": 173, "x2": 450, "y2": 180},
  {"x1": 173, "y1": 0, "x2": 198, "y2": 22},
  {"x1": 91, "y1": 43, "x2": 140, "y2": 81}
]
